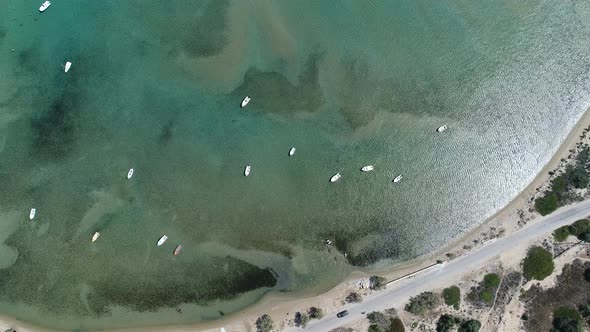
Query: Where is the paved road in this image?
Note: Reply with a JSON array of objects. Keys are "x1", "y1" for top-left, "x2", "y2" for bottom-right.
[{"x1": 289, "y1": 199, "x2": 590, "y2": 332}]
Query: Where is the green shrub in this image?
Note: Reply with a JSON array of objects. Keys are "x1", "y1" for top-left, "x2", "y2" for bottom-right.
[
  {"x1": 584, "y1": 268, "x2": 590, "y2": 283},
  {"x1": 436, "y1": 314, "x2": 458, "y2": 332},
  {"x1": 480, "y1": 289, "x2": 494, "y2": 303},
  {"x1": 389, "y1": 317, "x2": 405, "y2": 332},
  {"x1": 522, "y1": 246, "x2": 555, "y2": 281},
  {"x1": 255, "y1": 314, "x2": 274, "y2": 332},
  {"x1": 483, "y1": 273, "x2": 501, "y2": 289},
  {"x1": 577, "y1": 304, "x2": 590, "y2": 318},
  {"x1": 294, "y1": 312, "x2": 309, "y2": 328},
  {"x1": 459, "y1": 319, "x2": 482, "y2": 332},
  {"x1": 405, "y1": 292, "x2": 440, "y2": 316},
  {"x1": 569, "y1": 219, "x2": 590, "y2": 237},
  {"x1": 554, "y1": 307, "x2": 582, "y2": 322},
  {"x1": 535, "y1": 192, "x2": 559, "y2": 215},
  {"x1": 370, "y1": 276, "x2": 387, "y2": 290},
  {"x1": 308, "y1": 306, "x2": 324, "y2": 319},
  {"x1": 553, "y1": 226, "x2": 571, "y2": 242},
  {"x1": 567, "y1": 167, "x2": 589, "y2": 188},
  {"x1": 551, "y1": 317, "x2": 583, "y2": 332},
  {"x1": 367, "y1": 311, "x2": 388, "y2": 327},
  {"x1": 442, "y1": 286, "x2": 460, "y2": 309},
  {"x1": 346, "y1": 292, "x2": 363, "y2": 303},
  {"x1": 579, "y1": 232, "x2": 590, "y2": 242}
]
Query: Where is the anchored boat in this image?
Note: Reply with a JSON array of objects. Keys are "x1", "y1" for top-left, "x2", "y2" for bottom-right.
[
  {"x1": 330, "y1": 173, "x2": 341, "y2": 182},
  {"x1": 173, "y1": 244, "x2": 183, "y2": 256},
  {"x1": 29, "y1": 208, "x2": 36, "y2": 220},
  {"x1": 241, "y1": 96, "x2": 251, "y2": 108},
  {"x1": 92, "y1": 232, "x2": 100, "y2": 242},
  {"x1": 244, "y1": 165, "x2": 251, "y2": 176},
  {"x1": 436, "y1": 125, "x2": 448, "y2": 132},
  {"x1": 393, "y1": 174, "x2": 403, "y2": 183},
  {"x1": 64, "y1": 61, "x2": 72, "y2": 73},
  {"x1": 361, "y1": 165, "x2": 374, "y2": 172},
  {"x1": 289, "y1": 147, "x2": 296, "y2": 156},
  {"x1": 39, "y1": 1, "x2": 51, "y2": 12},
  {"x1": 157, "y1": 235, "x2": 168, "y2": 246},
  {"x1": 127, "y1": 168, "x2": 134, "y2": 179}
]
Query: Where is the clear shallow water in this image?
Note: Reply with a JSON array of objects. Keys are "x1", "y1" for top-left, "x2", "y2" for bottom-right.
[{"x1": 1, "y1": 0, "x2": 590, "y2": 329}]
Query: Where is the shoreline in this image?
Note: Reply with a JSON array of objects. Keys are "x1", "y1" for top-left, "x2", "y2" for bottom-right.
[{"x1": 1, "y1": 108, "x2": 590, "y2": 332}]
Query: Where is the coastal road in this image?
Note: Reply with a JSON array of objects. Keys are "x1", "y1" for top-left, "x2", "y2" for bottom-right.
[{"x1": 287, "y1": 199, "x2": 590, "y2": 332}]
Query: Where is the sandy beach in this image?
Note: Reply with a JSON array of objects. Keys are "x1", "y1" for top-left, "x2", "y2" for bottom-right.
[{"x1": 1, "y1": 108, "x2": 589, "y2": 332}]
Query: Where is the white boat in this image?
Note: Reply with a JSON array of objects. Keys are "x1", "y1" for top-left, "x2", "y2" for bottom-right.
[
  {"x1": 127, "y1": 168, "x2": 134, "y2": 179},
  {"x1": 39, "y1": 1, "x2": 51, "y2": 12},
  {"x1": 157, "y1": 235, "x2": 168, "y2": 246},
  {"x1": 393, "y1": 174, "x2": 403, "y2": 183},
  {"x1": 436, "y1": 125, "x2": 448, "y2": 132},
  {"x1": 244, "y1": 165, "x2": 251, "y2": 176},
  {"x1": 361, "y1": 165, "x2": 374, "y2": 172},
  {"x1": 29, "y1": 208, "x2": 36, "y2": 220},
  {"x1": 241, "y1": 96, "x2": 251, "y2": 108},
  {"x1": 64, "y1": 61, "x2": 72, "y2": 73},
  {"x1": 289, "y1": 147, "x2": 296, "y2": 156},
  {"x1": 92, "y1": 232, "x2": 100, "y2": 242},
  {"x1": 330, "y1": 173, "x2": 341, "y2": 182}
]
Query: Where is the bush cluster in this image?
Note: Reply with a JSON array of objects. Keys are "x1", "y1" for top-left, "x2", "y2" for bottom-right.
[
  {"x1": 442, "y1": 286, "x2": 461, "y2": 309},
  {"x1": 522, "y1": 246, "x2": 555, "y2": 281},
  {"x1": 405, "y1": 292, "x2": 440, "y2": 315}
]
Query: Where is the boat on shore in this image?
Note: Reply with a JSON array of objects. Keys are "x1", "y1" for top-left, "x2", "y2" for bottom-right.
[
  {"x1": 393, "y1": 174, "x2": 403, "y2": 183},
  {"x1": 39, "y1": 1, "x2": 51, "y2": 12},
  {"x1": 244, "y1": 165, "x2": 251, "y2": 176},
  {"x1": 29, "y1": 208, "x2": 36, "y2": 220},
  {"x1": 92, "y1": 232, "x2": 100, "y2": 242},
  {"x1": 241, "y1": 96, "x2": 251, "y2": 108},
  {"x1": 127, "y1": 168, "x2": 134, "y2": 179},
  {"x1": 173, "y1": 244, "x2": 183, "y2": 256},
  {"x1": 330, "y1": 173, "x2": 341, "y2": 182},
  {"x1": 361, "y1": 165, "x2": 374, "y2": 172},
  {"x1": 157, "y1": 235, "x2": 168, "y2": 246},
  {"x1": 289, "y1": 147, "x2": 296, "y2": 156},
  {"x1": 436, "y1": 125, "x2": 448, "y2": 132},
  {"x1": 64, "y1": 61, "x2": 72, "y2": 73}
]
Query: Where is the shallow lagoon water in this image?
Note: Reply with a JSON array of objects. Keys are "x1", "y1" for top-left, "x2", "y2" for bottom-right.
[{"x1": 1, "y1": 0, "x2": 590, "y2": 329}]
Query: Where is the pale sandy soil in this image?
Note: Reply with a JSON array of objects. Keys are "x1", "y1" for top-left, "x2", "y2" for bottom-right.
[{"x1": 1, "y1": 109, "x2": 589, "y2": 332}]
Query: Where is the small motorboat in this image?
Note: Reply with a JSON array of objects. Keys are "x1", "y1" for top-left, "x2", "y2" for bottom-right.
[
  {"x1": 436, "y1": 125, "x2": 448, "y2": 132},
  {"x1": 241, "y1": 96, "x2": 251, "y2": 108},
  {"x1": 393, "y1": 174, "x2": 403, "y2": 183},
  {"x1": 244, "y1": 165, "x2": 251, "y2": 176},
  {"x1": 39, "y1": 1, "x2": 51, "y2": 12},
  {"x1": 173, "y1": 244, "x2": 183, "y2": 256},
  {"x1": 29, "y1": 208, "x2": 36, "y2": 220},
  {"x1": 64, "y1": 61, "x2": 72, "y2": 73},
  {"x1": 361, "y1": 165, "x2": 374, "y2": 172},
  {"x1": 330, "y1": 173, "x2": 341, "y2": 182},
  {"x1": 289, "y1": 147, "x2": 296, "y2": 156},
  {"x1": 157, "y1": 235, "x2": 168, "y2": 246},
  {"x1": 92, "y1": 232, "x2": 100, "y2": 242},
  {"x1": 127, "y1": 168, "x2": 134, "y2": 179}
]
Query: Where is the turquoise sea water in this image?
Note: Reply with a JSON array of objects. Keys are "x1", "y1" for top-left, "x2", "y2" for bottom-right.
[{"x1": 1, "y1": 0, "x2": 590, "y2": 329}]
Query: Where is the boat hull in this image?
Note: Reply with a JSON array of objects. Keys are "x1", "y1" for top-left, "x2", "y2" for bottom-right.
[
  {"x1": 174, "y1": 245, "x2": 182, "y2": 256},
  {"x1": 92, "y1": 232, "x2": 100, "y2": 242},
  {"x1": 330, "y1": 173, "x2": 341, "y2": 182},
  {"x1": 64, "y1": 62, "x2": 72, "y2": 73},
  {"x1": 157, "y1": 235, "x2": 168, "y2": 246},
  {"x1": 29, "y1": 208, "x2": 36, "y2": 220},
  {"x1": 241, "y1": 96, "x2": 251, "y2": 108},
  {"x1": 244, "y1": 166, "x2": 251, "y2": 176},
  {"x1": 361, "y1": 166, "x2": 374, "y2": 172},
  {"x1": 127, "y1": 168, "x2": 134, "y2": 179}
]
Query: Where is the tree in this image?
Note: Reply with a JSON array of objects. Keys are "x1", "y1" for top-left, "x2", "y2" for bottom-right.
[
  {"x1": 567, "y1": 167, "x2": 589, "y2": 189},
  {"x1": 483, "y1": 273, "x2": 501, "y2": 288},
  {"x1": 522, "y1": 246, "x2": 555, "y2": 281},
  {"x1": 553, "y1": 226, "x2": 571, "y2": 242},
  {"x1": 551, "y1": 317, "x2": 583, "y2": 332},
  {"x1": 459, "y1": 319, "x2": 481, "y2": 332},
  {"x1": 480, "y1": 289, "x2": 494, "y2": 303},
  {"x1": 294, "y1": 311, "x2": 309, "y2": 328},
  {"x1": 568, "y1": 219, "x2": 590, "y2": 237},
  {"x1": 405, "y1": 292, "x2": 440, "y2": 315},
  {"x1": 345, "y1": 292, "x2": 363, "y2": 303},
  {"x1": 578, "y1": 231, "x2": 590, "y2": 242},
  {"x1": 370, "y1": 276, "x2": 387, "y2": 290},
  {"x1": 436, "y1": 314, "x2": 457, "y2": 332},
  {"x1": 535, "y1": 192, "x2": 559, "y2": 215},
  {"x1": 308, "y1": 306, "x2": 324, "y2": 319},
  {"x1": 255, "y1": 314, "x2": 274, "y2": 332},
  {"x1": 584, "y1": 268, "x2": 590, "y2": 283},
  {"x1": 442, "y1": 286, "x2": 460, "y2": 309},
  {"x1": 577, "y1": 304, "x2": 590, "y2": 318},
  {"x1": 367, "y1": 311, "x2": 389, "y2": 328}
]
